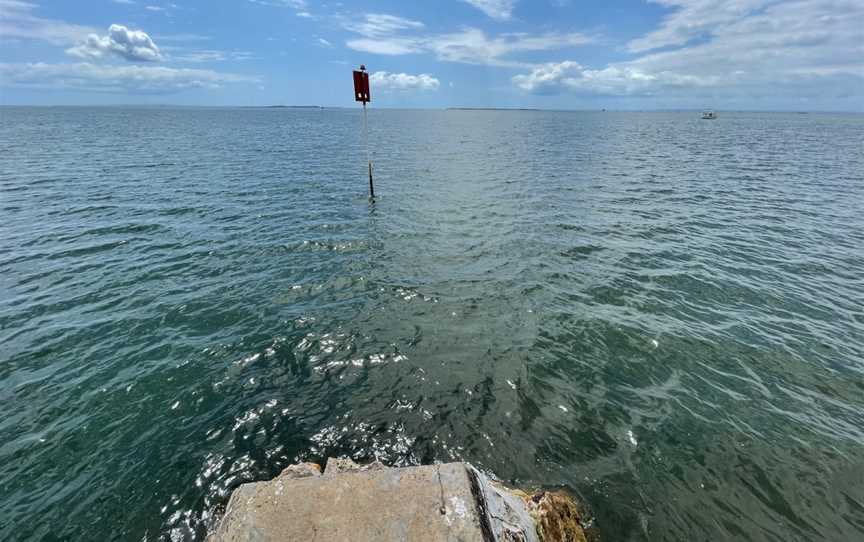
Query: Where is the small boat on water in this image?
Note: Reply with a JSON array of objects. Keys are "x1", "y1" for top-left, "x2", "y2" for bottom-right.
[{"x1": 701, "y1": 110, "x2": 717, "y2": 119}]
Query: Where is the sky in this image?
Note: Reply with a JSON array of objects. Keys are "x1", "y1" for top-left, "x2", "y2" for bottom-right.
[{"x1": 0, "y1": 0, "x2": 862, "y2": 110}]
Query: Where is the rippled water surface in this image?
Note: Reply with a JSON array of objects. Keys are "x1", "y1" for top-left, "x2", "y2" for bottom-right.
[{"x1": 2, "y1": 107, "x2": 864, "y2": 541}]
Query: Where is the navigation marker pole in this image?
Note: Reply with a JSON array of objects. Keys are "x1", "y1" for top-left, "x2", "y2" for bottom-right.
[
  {"x1": 353, "y1": 65, "x2": 374, "y2": 199},
  {"x1": 363, "y1": 101, "x2": 373, "y2": 199}
]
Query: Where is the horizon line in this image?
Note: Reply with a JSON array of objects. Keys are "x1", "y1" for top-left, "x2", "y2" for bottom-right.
[{"x1": 2, "y1": 104, "x2": 863, "y2": 114}]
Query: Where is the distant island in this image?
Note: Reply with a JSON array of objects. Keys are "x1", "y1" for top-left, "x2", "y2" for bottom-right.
[{"x1": 446, "y1": 107, "x2": 541, "y2": 111}]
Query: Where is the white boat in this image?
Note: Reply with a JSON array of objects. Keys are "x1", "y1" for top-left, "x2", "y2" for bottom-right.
[{"x1": 701, "y1": 110, "x2": 717, "y2": 119}]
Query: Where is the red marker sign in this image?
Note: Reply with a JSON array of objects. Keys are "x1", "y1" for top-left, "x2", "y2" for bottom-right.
[{"x1": 353, "y1": 65, "x2": 371, "y2": 103}]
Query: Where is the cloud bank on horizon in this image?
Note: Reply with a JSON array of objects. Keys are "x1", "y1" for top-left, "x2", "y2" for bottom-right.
[{"x1": 0, "y1": 0, "x2": 861, "y2": 109}]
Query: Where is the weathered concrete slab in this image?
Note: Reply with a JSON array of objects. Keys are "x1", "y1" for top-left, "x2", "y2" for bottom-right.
[
  {"x1": 211, "y1": 461, "x2": 485, "y2": 542},
  {"x1": 209, "y1": 458, "x2": 589, "y2": 542}
]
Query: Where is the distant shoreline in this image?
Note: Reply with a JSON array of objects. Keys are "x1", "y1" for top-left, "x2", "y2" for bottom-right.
[
  {"x1": 446, "y1": 107, "x2": 541, "y2": 111},
  {"x1": 254, "y1": 105, "x2": 324, "y2": 109}
]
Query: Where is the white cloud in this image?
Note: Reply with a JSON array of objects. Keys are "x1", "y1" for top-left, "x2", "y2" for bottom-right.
[
  {"x1": 513, "y1": 60, "x2": 582, "y2": 92},
  {"x1": 350, "y1": 14, "x2": 425, "y2": 38},
  {"x1": 247, "y1": 0, "x2": 309, "y2": 15},
  {"x1": 0, "y1": 61, "x2": 257, "y2": 93},
  {"x1": 171, "y1": 50, "x2": 226, "y2": 62},
  {"x1": 66, "y1": 24, "x2": 162, "y2": 62},
  {"x1": 345, "y1": 14, "x2": 592, "y2": 67},
  {"x1": 145, "y1": 5, "x2": 164, "y2": 11},
  {"x1": 370, "y1": 71, "x2": 440, "y2": 91},
  {"x1": 166, "y1": 49, "x2": 252, "y2": 62},
  {"x1": 317, "y1": 38, "x2": 332, "y2": 48},
  {"x1": 431, "y1": 28, "x2": 591, "y2": 66},
  {"x1": 247, "y1": 0, "x2": 312, "y2": 20},
  {"x1": 627, "y1": 0, "x2": 765, "y2": 53},
  {"x1": 345, "y1": 37, "x2": 422, "y2": 56},
  {"x1": 512, "y1": 0, "x2": 864, "y2": 104},
  {"x1": 0, "y1": 0, "x2": 95, "y2": 45},
  {"x1": 461, "y1": 0, "x2": 518, "y2": 21},
  {"x1": 513, "y1": 60, "x2": 716, "y2": 94}
]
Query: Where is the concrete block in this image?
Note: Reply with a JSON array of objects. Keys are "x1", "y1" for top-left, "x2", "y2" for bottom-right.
[
  {"x1": 211, "y1": 462, "x2": 484, "y2": 542},
  {"x1": 209, "y1": 459, "x2": 588, "y2": 542}
]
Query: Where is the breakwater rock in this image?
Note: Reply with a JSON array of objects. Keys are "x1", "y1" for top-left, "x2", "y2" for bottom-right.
[{"x1": 209, "y1": 458, "x2": 590, "y2": 542}]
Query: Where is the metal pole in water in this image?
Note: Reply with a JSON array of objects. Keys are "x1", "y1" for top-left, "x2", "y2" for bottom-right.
[{"x1": 363, "y1": 101, "x2": 374, "y2": 199}]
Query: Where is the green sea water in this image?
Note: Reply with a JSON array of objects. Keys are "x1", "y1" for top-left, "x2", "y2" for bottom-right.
[{"x1": 1, "y1": 107, "x2": 863, "y2": 541}]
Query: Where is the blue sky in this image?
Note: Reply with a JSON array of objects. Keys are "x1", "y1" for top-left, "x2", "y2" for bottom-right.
[{"x1": 0, "y1": 0, "x2": 862, "y2": 110}]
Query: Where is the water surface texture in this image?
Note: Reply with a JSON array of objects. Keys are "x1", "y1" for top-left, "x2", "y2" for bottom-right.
[{"x1": 2, "y1": 107, "x2": 864, "y2": 541}]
